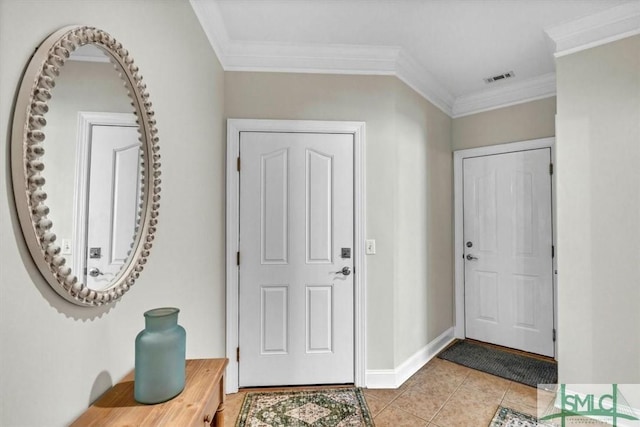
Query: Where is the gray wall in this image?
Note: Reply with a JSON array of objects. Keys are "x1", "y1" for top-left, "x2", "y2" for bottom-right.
[
  {"x1": 225, "y1": 72, "x2": 454, "y2": 370},
  {"x1": 556, "y1": 35, "x2": 640, "y2": 384},
  {"x1": 0, "y1": 1, "x2": 225, "y2": 425},
  {"x1": 392, "y1": 79, "x2": 453, "y2": 364},
  {"x1": 452, "y1": 97, "x2": 556, "y2": 150}
]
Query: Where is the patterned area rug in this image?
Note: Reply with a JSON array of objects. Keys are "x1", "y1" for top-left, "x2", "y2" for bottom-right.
[
  {"x1": 438, "y1": 340, "x2": 557, "y2": 387},
  {"x1": 490, "y1": 406, "x2": 547, "y2": 426},
  {"x1": 235, "y1": 388, "x2": 374, "y2": 426}
]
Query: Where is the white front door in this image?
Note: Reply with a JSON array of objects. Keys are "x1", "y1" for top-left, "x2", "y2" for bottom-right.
[
  {"x1": 463, "y1": 148, "x2": 554, "y2": 357},
  {"x1": 239, "y1": 131, "x2": 354, "y2": 387},
  {"x1": 85, "y1": 124, "x2": 141, "y2": 289}
]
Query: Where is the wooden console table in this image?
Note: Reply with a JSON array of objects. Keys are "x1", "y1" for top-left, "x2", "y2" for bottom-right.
[{"x1": 72, "y1": 358, "x2": 228, "y2": 426}]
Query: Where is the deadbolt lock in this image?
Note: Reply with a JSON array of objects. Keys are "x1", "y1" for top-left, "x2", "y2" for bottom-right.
[{"x1": 89, "y1": 247, "x2": 102, "y2": 259}]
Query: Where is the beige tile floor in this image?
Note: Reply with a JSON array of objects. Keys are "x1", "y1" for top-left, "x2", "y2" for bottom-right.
[{"x1": 224, "y1": 356, "x2": 553, "y2": 427}]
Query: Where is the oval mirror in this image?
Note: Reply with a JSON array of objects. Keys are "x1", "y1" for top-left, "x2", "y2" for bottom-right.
[{"x1": 11, "y1": 26, "x2": 161, "y2": 306}]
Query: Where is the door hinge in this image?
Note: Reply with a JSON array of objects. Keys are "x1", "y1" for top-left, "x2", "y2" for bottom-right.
[
  {"x1": 236, "y1": 347, "x2": 240, "y2": 362},
  {"x1": 236, "y1": 251, "x2": 240, "y2": 266},
  {"x1": 552, "y1": 245, "x2": 555, "y2": 258},
  {"x1": 553, "y1": 329, "x2": 556, "y2": 342},
  {"x1": 237, "y1": 157, "x2": 241, "y2": 172},
  {"x1": 549, "y1": 163, "x2": 554, "y2": 175}
]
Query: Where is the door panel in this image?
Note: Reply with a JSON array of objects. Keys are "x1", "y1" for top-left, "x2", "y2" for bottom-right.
[
  {"x1": 261, "y1": 149, "x2": 288, "y2": 264},
  {"x1": 86, "y1": 124, "x2": 140, "y2": 289},
  {"x1": 261, "y1": 285, "x2": 289, "y2": 354},
  {"x1": 477, "y1": 172, "x2": 498, "y2": 253},
  {"x1": 464, "y1": 148, "x2": 554, "y2": 357},
  {"x1": 475, "y1": 271, "x2": 499, "y2": 323},
  {"x1": 306, "y1": 285, "x2": 334, "y2": 353},
  {"x1": 306, "y1": 149, "x2": 333, "y2": 264},
  {"x1": 239, "y1": 132, "x2": 354, "y2": 387}
]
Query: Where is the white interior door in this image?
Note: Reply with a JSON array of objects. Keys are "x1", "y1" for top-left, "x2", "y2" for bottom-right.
[
  {"x1": 463, "y1": 148, "x2": 554, "y2": 357},
  {"x1": 239, "y1": 131, "x2": 354, "y2": 387},
  {"x1": 85, "y1": 124, "x2": 141, "y2": 289}
]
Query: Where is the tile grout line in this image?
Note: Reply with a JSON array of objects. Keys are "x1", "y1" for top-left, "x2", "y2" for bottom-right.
[
  {"x1": 366, "y1": 394, "x2": 392, "y2": 420},
  {"x1": 426, "y1": 370, "x2": 472, "y2": 426},
  {"x1": 368, "y1": 384, "x2": 411, "y2": 420}
]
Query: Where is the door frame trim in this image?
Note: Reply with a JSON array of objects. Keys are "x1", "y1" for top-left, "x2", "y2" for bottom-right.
[
  {"x1": 453, "y1": 137, "x2": 557, "y2": 357},
  {"x1": 225, "y1": 119, "x2": 367, "y2": 393}
]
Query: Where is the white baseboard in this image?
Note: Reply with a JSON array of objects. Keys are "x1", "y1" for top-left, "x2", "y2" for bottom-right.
[{"x1": 365, "y1": 327, "x2": 455, "y2": 389}]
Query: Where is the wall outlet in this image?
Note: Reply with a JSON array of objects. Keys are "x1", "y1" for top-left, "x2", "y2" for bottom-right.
[
  {"x1": 365, "y1": 239, "x2": 376, "y2": 255},
  {"x1": 61, "y1": 239, "x2": 72, "y2": 255}
]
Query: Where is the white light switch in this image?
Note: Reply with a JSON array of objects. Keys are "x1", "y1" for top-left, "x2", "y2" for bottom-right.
[
  {"x1": 365, "y1": 239, "x2": 376, "y2": 255},
  {"x1": 61, "y1": 239, "x2": 72, "y2": 255}
]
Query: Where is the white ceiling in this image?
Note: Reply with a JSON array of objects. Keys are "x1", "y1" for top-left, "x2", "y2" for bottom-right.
[{"x1": 190, "y1": 0, "x2": 640, "y2": 117}]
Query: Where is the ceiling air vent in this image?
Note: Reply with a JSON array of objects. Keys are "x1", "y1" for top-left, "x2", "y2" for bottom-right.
[{"x1": 484, "y1": 71, "x2": 515, "y2": 84}]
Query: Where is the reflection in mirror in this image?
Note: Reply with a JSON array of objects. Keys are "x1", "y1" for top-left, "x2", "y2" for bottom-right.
[
  {"x1": 11, "y1": 26, "x2": 161, "y2": 306},
  {"x1": 45, "y1": 45, "x2": 141, "y2": 290},
  {"x1": 77, "y1": 113, "x2": 141, "y2": 290}
]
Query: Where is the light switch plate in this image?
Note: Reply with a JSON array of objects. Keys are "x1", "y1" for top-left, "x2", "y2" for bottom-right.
[
  {"x1": 61, "y1": 238, "x2": 72, "y2": 255},
  {"x1": 365, "y1": 239, "x2": 376, "y2": 255}
]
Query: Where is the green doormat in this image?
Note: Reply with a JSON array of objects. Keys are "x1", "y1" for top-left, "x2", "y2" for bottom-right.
[
  {"x1": 438, "y1": 340, "x2": 557, "y2": 387},
  {"x1": 235, "y1": 388, "x2": 374, "y2": 426}
]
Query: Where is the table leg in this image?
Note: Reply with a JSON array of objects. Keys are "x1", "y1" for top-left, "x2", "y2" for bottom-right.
[{"x1": 213, "y1": 402, "x2": 225, "y2": 427}]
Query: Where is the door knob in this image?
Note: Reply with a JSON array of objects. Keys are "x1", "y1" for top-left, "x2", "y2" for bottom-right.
[
  {"x1": 89, "y1": 267, "x2": 104, "y2": 277},
  {"x1": 466, "y1": 254, "x2": 478, "y2": 261},
  {"x1": 336, "y1": 266, "x2": 351, "y2": 276}
]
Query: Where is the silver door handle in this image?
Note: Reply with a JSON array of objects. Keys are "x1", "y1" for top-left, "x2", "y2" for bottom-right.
[
  {"x1": 336, "y1": 266, "x2": 351, "y2": 276},
  {"x1": 89, "y1": 267, "x2": 104, "y2": 277},
  {"x1": 466, "y1": 254, "x2": 478, "y2": 261}
]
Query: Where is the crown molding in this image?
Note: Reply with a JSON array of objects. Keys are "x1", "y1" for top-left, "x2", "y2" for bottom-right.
[
  {"x1": 223, "y1": 41, "x2": 401, "y2": 75},
  {"x1": 452, "y1": 73, "x2": 556, "y2": 118},
  {"x1": 221, "y1": 40, "x2": 456, "y2": 116},
  {"x1": 395, "y1": 51, "x2": 455, "y2": 116},
  {"x1": 190, "y1": 0, "x2": 560, "y2": 118},
  {"x1": 189, "y1": 0, "x2": 230, "y2": 60},
  {"x1": 545, "y1": 1, "x2": 640, "y2": 58},
  {"x1": 189, "y1": 0, "x2": 455, "y2": 115},
  {"x1": 221, "y1": 41, "x2": 459, "y2": 117}
]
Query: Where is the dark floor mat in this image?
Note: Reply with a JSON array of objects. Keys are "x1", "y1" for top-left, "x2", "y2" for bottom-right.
[{"x1": 438, "y1": 340, "x2": 557, "y2": 388}]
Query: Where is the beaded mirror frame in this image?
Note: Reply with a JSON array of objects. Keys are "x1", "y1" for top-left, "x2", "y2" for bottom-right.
[{"x1": 11, "y1": 26, "x2": 161, "y2": 306}]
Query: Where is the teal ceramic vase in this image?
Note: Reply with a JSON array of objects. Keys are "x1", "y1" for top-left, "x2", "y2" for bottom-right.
[{"x1": 134, "y1": 307, "x2": 186, "y2": 404}]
